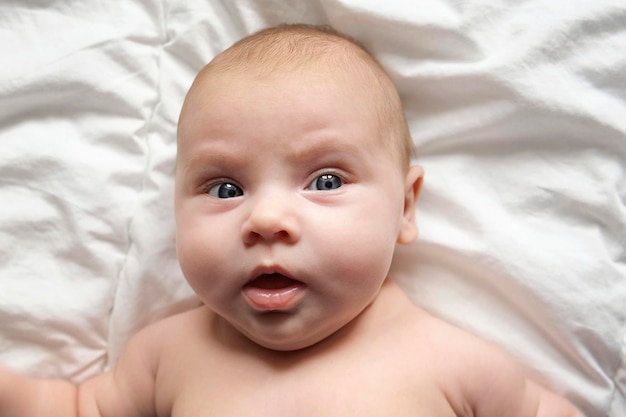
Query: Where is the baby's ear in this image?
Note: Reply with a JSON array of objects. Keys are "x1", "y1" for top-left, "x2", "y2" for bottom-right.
[{"x1": 397, "y1": 166, "x2": 424, "y2": 245}]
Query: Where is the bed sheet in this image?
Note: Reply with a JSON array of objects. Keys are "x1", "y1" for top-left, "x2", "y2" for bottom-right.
[{"x1": 0, "y1": 1, "x2": 625, "y2": 415}]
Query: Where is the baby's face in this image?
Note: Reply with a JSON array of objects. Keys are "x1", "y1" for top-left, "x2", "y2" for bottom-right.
[{"x1": 175, "y1": 69, "x2": 418, "y2": 350}]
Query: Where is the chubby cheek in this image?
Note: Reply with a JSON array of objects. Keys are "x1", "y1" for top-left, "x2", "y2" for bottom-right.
[
  {"x1": 307, "y1": 198, "x2": 401, "y2": 292},
  {"x1": 175, "y1": 216, "x2": 228, "y2": 301},
  {"x1": 176, "y1": 229, "x2": 207, "y2": 293}
]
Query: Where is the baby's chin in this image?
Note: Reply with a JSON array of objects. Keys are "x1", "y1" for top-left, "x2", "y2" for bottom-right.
[
  {"x1": 235, "y1": 319, "x2": 348, "y2": 352},
  {"x1": 243, "y1": 329, "x2": 331, "y2": 352}
]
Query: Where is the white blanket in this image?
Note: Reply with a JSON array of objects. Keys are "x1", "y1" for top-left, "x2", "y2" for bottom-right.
[{"x1": 1, "y1": 1, "x2": 624, "y2": 415}]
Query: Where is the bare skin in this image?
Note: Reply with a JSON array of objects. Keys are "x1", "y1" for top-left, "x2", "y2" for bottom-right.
[{"x1": 0, "y1": 280, "x2": 581, "y2": 417}]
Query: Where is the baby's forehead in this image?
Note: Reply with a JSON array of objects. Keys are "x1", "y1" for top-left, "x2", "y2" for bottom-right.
[
  {"x1": 180, "y1": 27, "x2": 411, "y2": 169},
  {"x1": 195, "y1": 67, "x2": 375, "y2": 104},
  {"x1": 184, "y1": 49, "x2": 389, "y2": 129}
]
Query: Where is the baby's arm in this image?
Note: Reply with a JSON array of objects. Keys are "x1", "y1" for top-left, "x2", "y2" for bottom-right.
[
  {"x1": 454, "y1": 338, "x2": 583, "y2": 417},
  {"x1": 78, "y1": 325, "x2": 159, "y2": 417},
  {"x1": 0, "y1": 324, "x2": 159, "y2": 417},
  {"x1": 0, "y1": 365, "x2": 77, "y2": 417},
  {"x1": 525, "y1": 380, "x2": 584, "y2": 417}
]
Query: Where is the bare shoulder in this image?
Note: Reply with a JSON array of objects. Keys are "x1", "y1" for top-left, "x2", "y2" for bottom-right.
[
  {"x1": 134, "y1": 306, "x2": 220, "y2": 363},
  {"x1": 407, "y1": 312, "x2": 529, "y2": 413},
  {"x1": 396, "y1": 303, "x2": 581, "y2": 417},
  {"x1": 140, "y1": 306, "x2": 210, "y2": 335},
  {"x1": 73, "y1": 307, "x2": 213, "y2": 417}
]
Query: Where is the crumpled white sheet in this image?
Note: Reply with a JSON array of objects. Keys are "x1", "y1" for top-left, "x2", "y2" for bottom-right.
[{"x1": 0, "y1": 1, "x2": 624, "y2": 415}]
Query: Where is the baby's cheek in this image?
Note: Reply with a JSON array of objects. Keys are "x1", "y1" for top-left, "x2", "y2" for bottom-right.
[
  {"x1": 176, "y1": 231, "x2": 211, "y2": 277},
  {"x1": 326, "y1": 222, "x2": 397, "y2": 278},
  {"x1": 176, "y1": 239, "x2": 200, "y2": 282}
]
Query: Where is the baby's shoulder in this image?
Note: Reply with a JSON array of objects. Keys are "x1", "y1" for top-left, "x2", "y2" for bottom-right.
[
  {"x1": 394, "y1": 307, "x2": 534, "y2": 412},
  {"x1": 397, "y1": 306, "x2": 518, "y2": 374},
  {"x1": 128, "y1": 306, "x2": 219, "y2": 358}
]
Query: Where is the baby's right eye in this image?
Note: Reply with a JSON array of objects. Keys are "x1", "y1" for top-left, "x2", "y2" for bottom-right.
[{"x1": 207, "y1": 182, "x2": 244, "y2": 198}]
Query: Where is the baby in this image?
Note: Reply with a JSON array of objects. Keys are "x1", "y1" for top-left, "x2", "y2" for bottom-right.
[{"x1": 0, "y1": 24, "x2": 582, "y2": 417}]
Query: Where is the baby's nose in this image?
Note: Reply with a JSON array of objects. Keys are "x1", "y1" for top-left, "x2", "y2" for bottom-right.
[{"x1": 241, "y1": 194, "x2": 301, "y2": 245}]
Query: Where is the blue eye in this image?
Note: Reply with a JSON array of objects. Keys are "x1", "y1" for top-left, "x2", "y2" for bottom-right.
[
  {"x1": 208, "y1": 182, "x2": 243, "y2": 198},
  {"x1": 309, "y1": 174, "x2": 343, "y2": 191}
]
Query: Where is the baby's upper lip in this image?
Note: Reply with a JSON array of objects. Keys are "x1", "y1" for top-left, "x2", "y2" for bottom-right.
[{"x1": 245, "y1": 264, "x2": 300, "y2": 286}]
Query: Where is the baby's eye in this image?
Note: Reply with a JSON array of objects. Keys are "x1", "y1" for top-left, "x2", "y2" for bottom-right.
[
  {"x1": 308, "y1": 174, "x2": 343, "y2": 191},
  {"x1": 207, "y1": 182, "x2": 244, "y2": 198}
]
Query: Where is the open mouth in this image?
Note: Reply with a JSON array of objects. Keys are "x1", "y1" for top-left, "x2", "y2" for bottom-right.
[
  {"x1": 248, "y1": 273, "x2": 299, "y2": 289},
  {"x1": 243, "y1": 272, "x2": 305, "y2": 311}
]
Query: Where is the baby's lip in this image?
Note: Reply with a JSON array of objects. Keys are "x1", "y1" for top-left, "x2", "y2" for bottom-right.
[{"x1": 243, "y1": 265, "x2": 305, "y2": 311}]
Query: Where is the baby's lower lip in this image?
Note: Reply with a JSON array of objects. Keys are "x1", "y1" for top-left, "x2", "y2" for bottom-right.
[{"x1": 243, "y1": 274, "x2": 305, "y2": 311}]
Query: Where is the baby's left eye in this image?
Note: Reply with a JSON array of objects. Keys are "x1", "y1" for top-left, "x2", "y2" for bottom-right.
[
  {"x1": 207, "y1": 182, "x2": 244, "y2": 198},
  {"x1": 308, "y1": 174, "x2": 343, "y2": 191}
]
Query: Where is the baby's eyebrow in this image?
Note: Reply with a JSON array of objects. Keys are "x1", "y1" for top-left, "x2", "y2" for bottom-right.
[
  {"x1": 288, "y1": 138, "x2": 363, "y2": 162},
  {"x1": 181, "y1": 150, "x2": 244, "y2": 177}
]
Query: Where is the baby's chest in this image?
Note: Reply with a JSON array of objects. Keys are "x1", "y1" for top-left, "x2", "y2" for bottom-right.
[{"x1": 163, "y1": 360, "x2": 458, "y2": 417}]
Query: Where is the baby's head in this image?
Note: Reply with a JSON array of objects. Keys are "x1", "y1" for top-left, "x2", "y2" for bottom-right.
[
  {"x1": 178, "y1": 24, "x2": 414, "y2": 172},
  {"x1": 175, "y1": 24, "x2": 422, "y2": 350}
]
